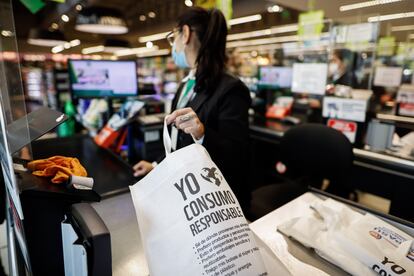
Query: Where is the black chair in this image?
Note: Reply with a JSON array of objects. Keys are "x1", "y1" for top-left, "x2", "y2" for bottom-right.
[{"x1": 250, "y1": 123, "x2": 354, "y2": 220}]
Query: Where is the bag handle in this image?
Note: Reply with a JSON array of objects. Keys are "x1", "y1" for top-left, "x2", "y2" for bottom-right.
[
  {"x1": 163, "y1": 117, "x2": 197, "y2": 156},
  {"x1": 163, "y1": 118, "x2": 172, "y2": 156}
]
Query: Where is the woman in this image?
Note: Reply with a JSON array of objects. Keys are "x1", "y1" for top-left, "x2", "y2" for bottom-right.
[
  {"x1": 132, "y1": 7, "x2": 252, "y2": 212},
  {"x1": 328, "y1": 49, "x2": 356, "y2": 87}
]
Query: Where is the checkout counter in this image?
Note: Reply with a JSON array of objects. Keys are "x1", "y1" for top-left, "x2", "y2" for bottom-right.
[
  {"x1": 10, "y1": 96, "x2": 414, "y2": 275},
  {"x1": 249, "y1": 116, "x2": 414, "y2": 221},
  {"x1": 8, "y1": 109, "x2": 413, "y2": 275}
]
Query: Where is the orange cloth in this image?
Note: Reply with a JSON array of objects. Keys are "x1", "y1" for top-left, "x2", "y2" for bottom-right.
[{"x1": 27, "y1": 156, "x2": 87, "y2": 184}]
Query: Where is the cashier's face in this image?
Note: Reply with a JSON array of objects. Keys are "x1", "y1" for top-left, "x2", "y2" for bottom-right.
[
  {"x1": 328, "y1": 55, "x2": 342, "y2": 76},
  {"x1": 174, "y1": 25, "x2": 191, "y2": 53}
]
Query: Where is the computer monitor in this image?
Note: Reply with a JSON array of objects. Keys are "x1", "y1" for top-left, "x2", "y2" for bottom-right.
[
  {"x1": 291, "y1": 63, "x2": 328, "y2": 95},
  {"x1": 68, "y1": 60, "x2": 138, "y2": 98},
  {"x1": 258, "y1": 66, "x2": 293, "y2": 88}
]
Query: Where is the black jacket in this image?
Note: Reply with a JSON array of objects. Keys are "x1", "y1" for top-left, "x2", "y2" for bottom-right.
[{"x1": 168, "y1": 72, "x2": 252, "y2": 211}]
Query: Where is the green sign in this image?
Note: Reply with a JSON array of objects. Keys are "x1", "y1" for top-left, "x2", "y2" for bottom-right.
[
  {"x1": 216, "y1": 0, "x2": 232, "y2": 23},
  {"x1": 298, "y1": 10, "x2": 324, "y2": 41},
  {"x1": 195, "y1": 0, "x2": 216, "y2": 9},
  {"x1": 20, "y1": 0, "x2": 45, "y2": 14},
  {"x1": 378, "y1": 36, "x2": 396, "y2": 56},
  {"x1": 195, "y1": 0, "x2": 233, "y2": 26},
  {"x1": 397, "y1": 42, "x2": 414, "y2": 58}
]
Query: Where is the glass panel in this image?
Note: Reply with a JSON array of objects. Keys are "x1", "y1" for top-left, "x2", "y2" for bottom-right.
[{"x1": 0, "y1": 0, "x2": 33, "y2": 274}]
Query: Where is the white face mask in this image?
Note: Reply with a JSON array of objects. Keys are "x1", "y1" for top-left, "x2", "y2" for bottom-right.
[{"x1": 328, "y1": 62, "x2": 339, "y2": 77}]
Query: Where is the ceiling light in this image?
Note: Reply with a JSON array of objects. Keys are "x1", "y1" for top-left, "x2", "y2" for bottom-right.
[
  {"x1": 227, "y1": 35, "x2": 298, "y2": 48},
  {"x1": 227, "y1": 24, "x2": 298, "y2": 41},
  {"x1": 267, "y1": 5, "x2": 282, "y2": 13},
  {"x1": 76, "y1": 7, "x2": 128, "y2": 34},
  {"x1": 51, "y1": 45, "x2": 65, "y2": 54},
  {"x1": 137, "y1": 49, "x2": 170, "y2": 58},
  {"x1": 139, "y1": 15, "x2": 147, "y2": 21},
  {"x1": 69, "y1": 39, "x2": 81, "y2": 47},
  {"x1": 148, "y1": 12, "x2": 156, "y2": 18},
  {"x1": 368, "y1": 12, "x2": 414, "y2": 22},
  {"x1": 340, "y1": 0, "x2": 402, "y2": 12},
  {"x1": 51, "y1": 39, "x2": 81, "y2": 53},
  {"x1": 61, "y1": 14, "x2": 69, "y2": 22},
  {"x1": 1, "y1": 30, "x2": 13, "y2": 37},
  {"x1": 138, "y1": 31, "x2": 170, "y2": 43},
  {"x1": 228, "y1": 29, "x2": 272, "y2": 41},
  {"x1": 82, "y1": 45, "x2": 105, "y2": 55},
  {"x1": 229, "y1": 14, "x2": 262, "y2": 26},
  {"x1": 391, "y1": 24, "x2": 414, "y2": 32},
  {"x1": 91, "y1": 55, "x2": 102, "y2": 60},
  {"x1": 234, "y1": 44, "x2": 283, "y2": 53},
  {"x1": 75, "y1": 4, "x2": 83, "y2": 11},
  {"x1": 115, "y1": 46, "x2": 159, "y2": 57},
  {"x1": 2, "y1": 52, "x2": 17, "y2": 60},
  {"x1": 146, "y1": 41, "x2": 154, "y2": 48},
  {"x1": 103, "y1": 39, "x2": 131, "y2": 52},
  {"x1": 50, "y1": 23, "x2": 59, "y2": 30},
  {"x1": 27, "y1": 28, "x2": 66, "y2": 47},
  {"x1": 185, "y1": 0, "x2": 193, "y2": 7}
]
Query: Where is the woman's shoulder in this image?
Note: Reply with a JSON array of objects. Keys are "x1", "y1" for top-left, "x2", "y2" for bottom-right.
[{"x1": 216, "y1": 71, "x2": 249, "y2": 95}]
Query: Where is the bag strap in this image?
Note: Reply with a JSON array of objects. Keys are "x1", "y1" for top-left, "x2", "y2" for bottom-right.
[
  {"x1": 163, "y1": 118, "x2": 197, "y2": 156},
  {"x1": 163, "y1": 118, "x2": 172, "y2": 156}
]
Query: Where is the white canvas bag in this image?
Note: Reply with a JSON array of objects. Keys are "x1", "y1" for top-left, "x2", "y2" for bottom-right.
[{"x1": 130, "y1": 120, "x2": 268, "y2": 276}]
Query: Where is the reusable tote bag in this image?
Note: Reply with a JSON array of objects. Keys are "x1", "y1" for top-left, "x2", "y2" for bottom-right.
[{"x1": 130, "y1": 120, "x2": 268, "y2": 276}]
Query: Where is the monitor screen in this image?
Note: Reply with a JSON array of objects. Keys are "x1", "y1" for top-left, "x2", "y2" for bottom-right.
[
  {"x1": 291, "y1": 63, "x2": 328, "y2": 95},
  {"x1": 68, "y1": 60, "x2": 138, "y2": 98},
  {"x1": 258, "y1": 66, "x2": 293, "y2": 88}
]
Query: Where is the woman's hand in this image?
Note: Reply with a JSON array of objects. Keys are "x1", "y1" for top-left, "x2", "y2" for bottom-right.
[
  {"x1": 133, "y1": 160, "x2": 154, "y2": 177},
  {"x1": 166, "y1": 108, "x2": 205, "y2": 139}
]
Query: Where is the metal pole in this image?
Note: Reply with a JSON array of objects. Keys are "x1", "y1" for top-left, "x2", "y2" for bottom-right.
[{"x1": 6, "y1": 196, "x2": 18, "y2": 276}]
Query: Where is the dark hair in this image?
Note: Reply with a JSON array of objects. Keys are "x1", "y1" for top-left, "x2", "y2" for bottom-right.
[
  {"x1": 333, "y1": 49, "x2": 351, "y2": 63},
  {"x1": 177, "y1": 7, "x2": 228, "y2": 93}
]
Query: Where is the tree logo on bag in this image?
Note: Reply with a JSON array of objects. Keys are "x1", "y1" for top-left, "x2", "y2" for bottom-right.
[{"x1": 200, "y1": 167, "x2": 223, "y2": 186}]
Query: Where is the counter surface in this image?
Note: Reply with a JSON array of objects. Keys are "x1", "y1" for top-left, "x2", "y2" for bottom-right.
[
  {"x1": 92, "y1": 192, "x2": 347, "y2": 276},
  {"x1": 31, "y1": 135, "x2": 139, "y2": 198}
]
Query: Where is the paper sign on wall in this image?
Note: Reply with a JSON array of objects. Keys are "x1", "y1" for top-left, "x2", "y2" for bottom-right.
[
  {"x1": 397, "y1": 43, "x2": 414, "y2": 59},
  {"x1": 328, "y1": 119, "x2": 357, "y2": 143},
  {"x1": 333, "y1": 25, "x2": 348, "y2": 44},
  {"x1": 292, "y1": 63, "x2": 328, "y2": 95},
  {"x1": 374, "y1": 67, "x2": 403, "y2": 87},
  {"x1": 323, "y1": 97, "x2": 368, "y2": 122},
  {"x1": 346, "y1": 23, "x2": 376, "y2": 43},
  {"x1": 397, "y1": 85, "x2": 414, "y2": 117}
]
